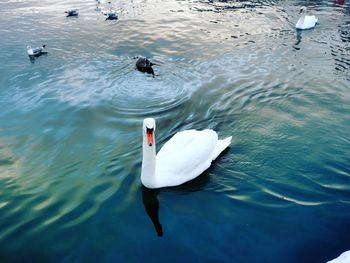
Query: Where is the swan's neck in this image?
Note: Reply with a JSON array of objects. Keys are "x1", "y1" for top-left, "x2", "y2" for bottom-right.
[
  {"x1": 296, "y1": 13, "x2": 306, "y2": 28},
  {"x1": 141, "y1": 133, "x2": 157, "y2": 188}
]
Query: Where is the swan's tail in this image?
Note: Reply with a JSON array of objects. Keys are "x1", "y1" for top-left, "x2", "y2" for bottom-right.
[{"x1": 212, "y1": 136, "x2": 232, "y2": 160}]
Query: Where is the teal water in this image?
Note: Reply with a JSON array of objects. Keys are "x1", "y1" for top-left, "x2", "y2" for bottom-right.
[{"x1": 1, "y1": 0, "x2": 350, "y2": 262}]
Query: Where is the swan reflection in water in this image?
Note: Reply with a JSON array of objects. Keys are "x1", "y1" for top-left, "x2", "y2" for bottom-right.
[
  {"x1": 141, "y1": 170, "x2": 211, "y2": 237},
  {"x1": 293, "y1": 29, "x2": 315, "y2": 50},
  {"x1": 294, "y1": 30, "x2": 302, "y2": 48},
  {"x1": 142, "y1": 187, "x2": 163, "y2": 237}
]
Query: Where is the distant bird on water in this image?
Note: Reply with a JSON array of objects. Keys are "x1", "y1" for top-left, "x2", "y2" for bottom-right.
[
  {"x1": 26, "y1": 45, "x2": 47, "y2": 57},
  {"x1": 105, "y1": 11, "x2": 118, "y2": 20},
  {"x1": 135, "y1": 57, "x2": 156, "y2": 75},
  {"x1": 295, "y1": 6, "x2": 318, "y2": 30},
  {"x1": 65, "y1": 9, "x2": 79, "y2": 17}
]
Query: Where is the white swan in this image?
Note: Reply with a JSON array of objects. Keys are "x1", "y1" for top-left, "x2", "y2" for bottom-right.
[
  {"x1": 141, "y1": 118, "x2": 232, "y2": 189},
  {"x1": 328, "y1": 250, "x2": 350, "y2": 263},
  {"x1": 296, "y1": 6, "x2": 318, "y2": 30}
]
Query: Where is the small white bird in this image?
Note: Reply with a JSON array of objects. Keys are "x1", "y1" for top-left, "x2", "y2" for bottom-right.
[
  {"x1": 296, "y1": 6, "x2": 318, "y2": 30},
  {"x1": 26, "y1": 45, "x2": 46, "y2": 56},
  {"x1": 141, "y1": 118, "x2": 232, "y2": 189},
  {"x1": 327, "y1": 250, "x2": 350, "y2": 263}
]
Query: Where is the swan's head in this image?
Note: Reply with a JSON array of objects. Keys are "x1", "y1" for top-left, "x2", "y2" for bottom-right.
[
  {"x1": 299, "y1": 6, "x2": 307, "y2": 14},
  {"x1": 143, "y1": 118, "x2": 156, "y2": 147}
]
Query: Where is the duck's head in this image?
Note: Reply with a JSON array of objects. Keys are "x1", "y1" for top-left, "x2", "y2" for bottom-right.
[
  {"x1": 143, "y1": 118, "x2": 156, "y2": 147},
  {"x1": 299, "y1": 6, "x2": 307, "y2": 14}
]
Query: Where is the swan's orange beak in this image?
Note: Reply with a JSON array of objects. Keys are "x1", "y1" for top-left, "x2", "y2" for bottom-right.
[{"x1": 146, "y1": 128, "x2": 154, "y2": 146}]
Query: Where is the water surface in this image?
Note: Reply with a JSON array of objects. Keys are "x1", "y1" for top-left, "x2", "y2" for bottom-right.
[{"x1": 0, "y1": 0, "x2": 350, "y2": 262}]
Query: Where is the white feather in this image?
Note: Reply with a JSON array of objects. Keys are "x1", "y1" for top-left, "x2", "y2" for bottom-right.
[{"x1": 327, "y1": 250, "x2": 350, "y2": 263}]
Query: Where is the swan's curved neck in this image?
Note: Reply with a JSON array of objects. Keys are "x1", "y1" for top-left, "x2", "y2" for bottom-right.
[{"x1": 141, "y1": 132, "x2": 157, "y2": 188}]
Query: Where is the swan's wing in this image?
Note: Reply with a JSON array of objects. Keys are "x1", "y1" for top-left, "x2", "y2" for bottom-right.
[
  {"x1": 305, "y1": 15, "x2": 317, "y2": 27},
  {"x1": 296, "y1": 15, "x2": 317, "y2": 29},
  {"x1": 156, "y1": 129, "x2": 218, "y2": 186}
]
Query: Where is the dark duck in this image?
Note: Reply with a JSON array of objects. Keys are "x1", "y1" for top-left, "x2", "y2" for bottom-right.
[
  {"x1": 135, "y1": 57, "x2": 155, "y2": 75},
  {"x1": 105, "y1": 11, "x2": 118, "y2": 20},
  {"x1": 65, "y1": 9, "x2": 78, "y2": 17}
]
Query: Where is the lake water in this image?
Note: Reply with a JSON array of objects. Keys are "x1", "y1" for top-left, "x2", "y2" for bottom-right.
[{"x1": 0, "y1": 0, "x2": 350, "y2": 262}]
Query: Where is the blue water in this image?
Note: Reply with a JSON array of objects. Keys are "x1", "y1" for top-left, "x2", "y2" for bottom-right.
[{"x1": 1, "y1": 0, "x2": 350, "y2": 262}]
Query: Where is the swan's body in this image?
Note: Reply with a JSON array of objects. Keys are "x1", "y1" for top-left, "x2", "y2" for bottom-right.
[
  {"x1": 26, "y1": 45, "x2": 46, "y2": 56},
  {"x1": 141, "y1": 118, "x2": 232, "y2": 189},
  {"x1": 296, "y1": 6, "x2": 318, "y2": 30},
  {"x1": 328, "y1": 250, "x2": 350, "y2": 263}
]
